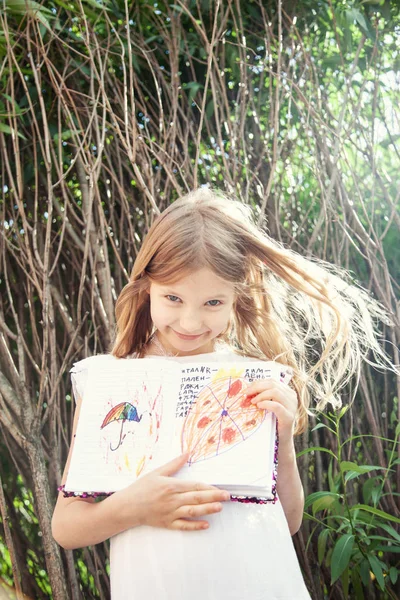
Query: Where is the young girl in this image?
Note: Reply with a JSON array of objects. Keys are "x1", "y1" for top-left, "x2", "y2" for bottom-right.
[{"x1": 52, "y1": 188, "x2": 392, "y2": 599}]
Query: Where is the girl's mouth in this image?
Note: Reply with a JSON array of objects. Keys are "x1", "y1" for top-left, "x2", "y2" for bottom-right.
[{"x1": 173, "y1": 330, "x2": 204, "y2": 340}]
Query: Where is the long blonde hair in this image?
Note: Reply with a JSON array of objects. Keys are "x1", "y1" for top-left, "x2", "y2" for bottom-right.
[{"x1": 112, "y1": 188, "x2": 395, "y2": 433}]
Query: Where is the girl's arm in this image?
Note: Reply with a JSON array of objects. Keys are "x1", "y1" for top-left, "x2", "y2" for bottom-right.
[
  {"x1": 246, "y1": 378, "x2": 305, "y2": 535},
  {"x1": 52, "y1": 397, "x2": 229, "y2": 550},
  {"x1": 276, "y1": 438, "x2": 304, "y2": 535},
  {"x1": 52, "y1": 396, "x2": 138, "y2": 549}
]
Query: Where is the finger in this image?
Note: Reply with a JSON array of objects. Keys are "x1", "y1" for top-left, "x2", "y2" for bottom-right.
[
  {"x1": 178, "y1": 489, "x2": 230, "y2": 505},
  {"x1": 176, "y1": 501, "x2": 224, "y2": 520},
  {"x1": 246, "y1": 379, "x2": 279, "y2": 394},
  {"x1": 253, "y1": 399, "x2": 289, "y2": 418},
  {"x1": 250, "y1": 388, "x2": 282, "y2": 404},
  {"x1": 173, "y1": 479, "x2": 227, "y2": 494},
  {"x1": 250, "y1": 388, "x2": 297, "y2": 407},
  {"x1": 170, "y1": 518, "x2": 210, "y2": 531},
  {"x1": 246, "y1": 379, "x2": 291, "y2": 396},
  {"x1": 153, "y1": 453, "x2": 189, "y2": 476}
]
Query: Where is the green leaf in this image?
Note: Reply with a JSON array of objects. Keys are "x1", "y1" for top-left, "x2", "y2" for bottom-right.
[
  {"x1": 311, "y1": 422, "x2": 327, "y2": 432},
  {"x1": 342, "y1": 463, "x2": 384, "y2": 484},
  {"x1": 389, "y1": 567, "x2": 398, "y2": 585},
  {"x1": 331, "y1": 534, "x2": 354, "y2": 584},
  {"x1": 367, "y1": 555, "x2": 385, "y2": 591},
  {"x1": 0, "y1": 123, "x2": 13, "y2": 135},
  {"x1": 169, "y1": 4, "x2": 186, "y2": 13},
  {"x1": 341, "y1": 565, "x2": 349, "y2": 598},
  {"x1": 185, "y1": 82, "x2": 203, "y2": 104},
  {"x1": 143, "y1": 35, "x2": 158, "y2": 45},
  {"x1": 350, "y1": 504, "x2": 400, "y2": 524},
  {"x1": 362, "y1": 476, "x2": 382, "y2": 504},
  {"x1": 360, "y1": 558, "x2": 371, "y2": 586},
  {"x1": 325, "y1": 546, "x2": 333, "y2": 568},
  {"x1": 368, "y1": 535, "x2": 399, "y2": 543},
  {"x1": 53, "y1": 0, "x2": 74, "y2": 9},
  {"x1": 351, "y1": 568, "x2": 364, "y2": 600},
  {"x1": 83, "y1": 0, "x2": 111, "y2": 9},
  {"x1": 53, "y1": 129, "x2": 83, "y2": 143},
  {"x1": 2, "y1": 94, "x2": 23, "y2": 116},
  {"x1": 297, "y1": 446, "x2": 337, "y2": 460},
  {"x1": 328, "y1": 458, "x2": 337, "y2": 493},
  {"x1": 374, "y1": 546, "x2": 400, "y2": 553},
  {"x1": 318, "y1": 528, "x2": 330, "y2": 564},
  {"x1": 338, "y1": 405, "x2": 349, "y2": 420},
  {"x1": 5, "y1": 0, "x2": 53, "y2": 14},
  {"x1": 304, "y1": 491, "x2": 340, "y2": 511},
  {"x1": 0, "y1": 123, "x2": 27, "y2": 140},
  {"x1": 5, "y1": 0, "x2": 53, "y2": 29},
  {"x1": 312, "y1": 495, "x2": 338, "y2": 515},
  {"x1": 206, "y1": 100, "x2": 214, "y2": 119},
  {"x1": 342, "y1": 433, "x2": 400, "y2": 446},
  {"x1": 344, "y1": 471, "x2": 362, "y2": 483},
  {"x1": 350, "y1": 8, "x2": 369, "y2": 32},
  {"x1": 379, "y1": 523, "x2": 400, "y2": 543},
  {"x1": 340, "y1": 462, "x2": 383, "y2": 474}
]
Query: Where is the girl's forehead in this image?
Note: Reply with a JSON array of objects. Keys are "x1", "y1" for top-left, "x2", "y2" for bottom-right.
[{"x1": 151, "y1": 268, "x2": 236, "y2": 293}]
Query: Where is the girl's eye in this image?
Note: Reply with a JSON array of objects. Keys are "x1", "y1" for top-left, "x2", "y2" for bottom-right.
[
  {"x1": 206, "y1": 300, "x2": 222, "y2": 307},
  {"x1": 166, "y1": 296, "x2": 222, "y2": 307}
]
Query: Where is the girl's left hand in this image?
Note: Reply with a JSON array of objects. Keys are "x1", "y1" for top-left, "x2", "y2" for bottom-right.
[{"x1": 245, "y1": 380, "x2": 298, "y2": 442}]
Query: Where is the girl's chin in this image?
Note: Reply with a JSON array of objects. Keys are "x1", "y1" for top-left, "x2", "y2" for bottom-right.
[{"x1": 163, "y1": 330, "x2": 215, "y2": 353}]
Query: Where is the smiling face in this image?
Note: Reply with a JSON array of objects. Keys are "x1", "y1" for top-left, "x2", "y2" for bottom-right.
[{"x1": 148, "y1": 267, "x2": 236, "y2": 356}]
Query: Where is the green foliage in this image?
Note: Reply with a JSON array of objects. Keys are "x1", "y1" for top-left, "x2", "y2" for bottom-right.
[
  {"x1": 302, "y1": 408, "x2": 400, "y2": 598},
  {"x1": 0, "y1": 539, "x2": 13, "y2": 586},
  {"x1": 0, "y1": 471, "x2": 51, "y2": 596}
]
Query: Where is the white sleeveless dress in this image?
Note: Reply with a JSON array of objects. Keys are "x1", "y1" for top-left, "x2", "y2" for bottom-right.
[{"x1": 71, "y1": 349, "x2": 311, "y2": 600}]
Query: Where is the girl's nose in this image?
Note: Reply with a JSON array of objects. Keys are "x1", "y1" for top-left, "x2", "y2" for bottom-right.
[{"x1": 179, "y1": 313, "x2": 203, "y2": 333}]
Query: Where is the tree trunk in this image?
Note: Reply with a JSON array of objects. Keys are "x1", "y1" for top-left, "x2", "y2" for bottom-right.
[{"x1": 26, "y1": 441, "x2": 69, "y2": 600}]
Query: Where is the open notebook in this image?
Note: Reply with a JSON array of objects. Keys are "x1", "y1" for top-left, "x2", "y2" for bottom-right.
[{"x1": 63, "y1": 357, "x2": 293, "y2": 501}]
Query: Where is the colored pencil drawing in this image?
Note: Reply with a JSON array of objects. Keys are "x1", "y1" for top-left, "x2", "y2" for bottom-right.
[
  {"x1": 101, "y1": 403, "x2": 147, "y2": 451},
  {"x1": 99, "y1": 379, "x2": 163, "y2": 477},
  {"x1": 181, "y1": 375, "x2": 266, "y2": 464}
]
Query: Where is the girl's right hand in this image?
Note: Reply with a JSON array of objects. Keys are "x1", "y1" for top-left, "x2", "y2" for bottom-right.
[{"x1": 116, "y1": 453, "x2": 230, "y2": 531}]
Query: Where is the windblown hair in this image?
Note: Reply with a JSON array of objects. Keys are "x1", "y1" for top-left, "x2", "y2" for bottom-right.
[{"x1": 112, "y1": 188, "x2": 395, "y2": 433}]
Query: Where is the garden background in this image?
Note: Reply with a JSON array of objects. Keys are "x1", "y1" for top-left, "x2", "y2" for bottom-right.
[{"x1": 0, "y1": 0, "x2": 399, "y2": 598}]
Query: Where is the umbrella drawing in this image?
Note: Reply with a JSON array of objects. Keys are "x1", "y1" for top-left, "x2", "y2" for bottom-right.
[{"x1": 101, "y1": 402, "x2": 145, "y2": 451}]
